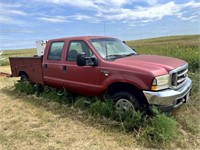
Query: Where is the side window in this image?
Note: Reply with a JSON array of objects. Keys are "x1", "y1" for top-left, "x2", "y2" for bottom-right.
[
  {"x1": 67, "y1": 41, "x2": 93, "y2": 61},
  {"x1": 48, "y1": 42, "x2": 64, "y2": 60}
]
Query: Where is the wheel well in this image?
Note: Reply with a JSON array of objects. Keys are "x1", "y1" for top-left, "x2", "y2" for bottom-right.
[
  {"x1": 18, "y1": 71, "x2": 29, "y2": 78},
  {"x1": 105, "y1": 82, "x2": 147, "y2": 106}
]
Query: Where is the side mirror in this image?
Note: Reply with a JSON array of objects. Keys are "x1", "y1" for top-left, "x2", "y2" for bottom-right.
[
  {"x1": 76, "y1": 53, "x2": 98, "y2": 67},
  {"x1": 90, "y1": 56, "x2": 98, "y2": 66},
  {"x1": 76, "y1": 53, "x2": 86, "y2": 66}
]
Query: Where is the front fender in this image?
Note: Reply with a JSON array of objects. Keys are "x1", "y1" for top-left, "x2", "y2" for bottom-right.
[{"x1": 102, "y1": 72, "x2": 151, "y2": 90}]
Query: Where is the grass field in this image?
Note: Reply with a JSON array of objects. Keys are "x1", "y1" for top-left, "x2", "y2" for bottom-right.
[
  {"x1": 126, "y1": 34, "x2": 200, "y2": 72},
  {"x1": 0, "y1": 35, "x2": 199, "y2": 149},
  {"x1": 0, "y1": 48, "x2": 36, "y2": 66}
]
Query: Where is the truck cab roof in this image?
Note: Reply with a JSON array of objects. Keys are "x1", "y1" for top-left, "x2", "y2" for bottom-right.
[{"x1": 48, "y1": 36, "x2": 112, "y2": 42}]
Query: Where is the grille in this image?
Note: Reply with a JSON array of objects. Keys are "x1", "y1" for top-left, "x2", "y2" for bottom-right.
[{"x1": 170, "y1": 64, "x2": 188, "y2": 88}]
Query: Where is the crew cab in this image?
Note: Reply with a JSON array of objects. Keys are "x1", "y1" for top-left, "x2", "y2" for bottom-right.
[{"x1": 9, "y1": 36, "x2": 192, "y2": 112}]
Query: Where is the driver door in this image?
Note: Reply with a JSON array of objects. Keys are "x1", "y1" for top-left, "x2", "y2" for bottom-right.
[{"x1": 62, "y1": 40, "x2": 103, "y2": 95}]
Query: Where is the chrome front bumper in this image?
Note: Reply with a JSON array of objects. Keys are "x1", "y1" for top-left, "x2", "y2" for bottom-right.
[{"x1": 143, "y1": 77, "x2": 192, "y2": 111}]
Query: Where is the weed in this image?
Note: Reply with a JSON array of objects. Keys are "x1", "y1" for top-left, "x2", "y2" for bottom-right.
[
  {"x1": 39, "y1": 87, "x2": 60, "y2": 102},
  {"x1": 15, "y1": 81, "x2": 36, "y2": 95},
  {"x1": 89, "y1": 100, "x2": 114, "y2": 118},
  {"x1": 140, "y1": 112, "x2": 179, "y2": 146},
  {"x1": 74, "y1": 97, "x2": 86, "y2": 109},
  {"x1": 118, "y1": 110, "x2": 145, "y2": 131},
  {"x1": 57, "y1": 89, "x2": 74, "y2": 104}
]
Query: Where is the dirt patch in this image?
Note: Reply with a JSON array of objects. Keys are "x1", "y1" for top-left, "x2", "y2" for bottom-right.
[{"x1": 0, "y1": 72, "x2": 11, "y2": 78}]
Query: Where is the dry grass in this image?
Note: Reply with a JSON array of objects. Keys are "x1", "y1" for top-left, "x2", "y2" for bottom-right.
[
  {"x1": 0, "y1": 74, "x2": 142, "y2": 150},
  {"x1": 0, "y1": 70, "x2": 199, "y2": 150},
  {"x1": 0, "y1": 66, "x2": 11, "y2": 74}
]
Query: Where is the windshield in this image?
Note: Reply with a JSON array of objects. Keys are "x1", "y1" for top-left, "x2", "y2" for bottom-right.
[{"x1": 89, "y1": 38, "x2": 137, "y2": 60}]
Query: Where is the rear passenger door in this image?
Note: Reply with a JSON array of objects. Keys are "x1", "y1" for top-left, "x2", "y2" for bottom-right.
[{"x1": 43, "y1": 41, "x2": 65, "y2": 88}]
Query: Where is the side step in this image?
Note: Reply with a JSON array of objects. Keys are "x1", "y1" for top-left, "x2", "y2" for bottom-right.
[{"x1": 84, "y1": 97, "x2": 94, "y2": 105}]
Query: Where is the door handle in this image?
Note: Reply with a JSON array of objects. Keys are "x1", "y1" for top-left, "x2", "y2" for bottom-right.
[
  {"x1": 44, "y1": 64, "x2": 48, "y2": 69},
  {"x1": 62, "y1": 66, "x2": 67, "y2": 72}
]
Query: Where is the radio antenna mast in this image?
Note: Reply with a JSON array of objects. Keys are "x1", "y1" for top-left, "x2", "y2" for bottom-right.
[
  {"x1": 103, "y1": 21, "x2": 108, "y2": 60},
  {"x1": 104, "y1": 21, "x2": 106, "y2": 36}
]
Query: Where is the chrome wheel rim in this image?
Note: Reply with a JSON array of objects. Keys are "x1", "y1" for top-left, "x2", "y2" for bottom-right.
[{"x1": 115, "y1": 98, "x2": 134, "y2": 112}]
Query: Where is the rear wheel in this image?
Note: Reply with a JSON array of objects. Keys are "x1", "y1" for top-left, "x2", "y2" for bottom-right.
[
  {"x1": 20, "y1": 74, "x2": 29, "y2": 82},
  {"x1": 112, "y1": 91, "x2": 142, "y2": 113}
]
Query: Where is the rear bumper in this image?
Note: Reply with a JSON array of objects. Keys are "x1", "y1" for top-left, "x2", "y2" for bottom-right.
[{"x1": 143, "y1": 77, "x2": 192, "y2": 112}]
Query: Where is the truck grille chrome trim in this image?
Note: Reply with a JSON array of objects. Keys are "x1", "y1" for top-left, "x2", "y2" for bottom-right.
[{"x1": 170, "y1": 63, "x2": 188, "y2": 89}]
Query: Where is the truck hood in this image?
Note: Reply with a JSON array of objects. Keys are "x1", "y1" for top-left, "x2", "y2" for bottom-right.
[{"x1": 112, "y1": 55, "x2": 186, "y2": 75}]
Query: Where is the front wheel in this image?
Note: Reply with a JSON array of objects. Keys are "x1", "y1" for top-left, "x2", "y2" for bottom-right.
[{"x1": 112, "y1": 91, "x2": 142, "y2": 113}]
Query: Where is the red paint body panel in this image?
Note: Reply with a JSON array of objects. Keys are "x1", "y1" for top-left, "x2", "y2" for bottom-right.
[
  {"x1": 9, "y1": 57, "x2": 44, "y2": 84},
  {"x1": 9, "y1": 36, "x2": 187, "y2": 96}
]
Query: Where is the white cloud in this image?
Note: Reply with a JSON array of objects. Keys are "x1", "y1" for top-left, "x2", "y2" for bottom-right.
[
  {"x1": 72, "y1": 14, "x2": 100, "y2": 22},
  {"x1": 0, "y1": 29, "x2": 35, "y2": 35},
  {"x1": 48, "y1": 0, "x2": 98, "y2": 9},
  {"x1": 179, "y1": 15, "x2": 198, "y2": 21},
  {"x1": 0, "y1": 2, "x2": 27, "y2": 25},
  {"x1": 38, "y1": 14, "x2": 100, "y2": 23},
  {"x1": 0, "y1": 2, "x2": 27, "y2": 16},
  {"x1": 43, "y1": 0, "x2": 158, "y2": 8},
  {"x1": 178, "y1": 1, "x2": 200, "y2": 21},
  {"x1": 94, "y1": 0, "x2": 130, "y2": 7},
  {"x1": 72, "y1": 14, "x2": 92, "y2": 20},
  {"x1": 182, "y1": 0, "x2": 200, "y2": 8},
  {"x1": 0, "y1": 9, "x2": 27, "y2": 16},
  {"x1": 38, "y1": 16, "x2": 70, "y2": 23},
  {"x1": 1, "y1": 0, "x2": 200, "y2": 25},
  {"x1": 38, "y1": 0, "x2": 200, "y2": 24},
  {"x1": 0, "y1": 16, "x2": 25, "y2": 25},
  {"x1": 94, "y1": 2, "x2": 181, "y2": 22}
]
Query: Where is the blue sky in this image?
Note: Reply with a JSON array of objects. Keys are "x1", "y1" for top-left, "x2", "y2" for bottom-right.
[{"x1": 0, "y1": 0, "x2": 199, "y2": 50}]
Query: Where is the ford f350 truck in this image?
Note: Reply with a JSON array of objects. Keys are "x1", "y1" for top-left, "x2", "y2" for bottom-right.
[{"x1": 9, "y1": 36, "x2": 192, "y2": 112}]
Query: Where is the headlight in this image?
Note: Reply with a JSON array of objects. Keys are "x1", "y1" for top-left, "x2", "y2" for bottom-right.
[{"x1": 151, "y1": 74, "x2": 170, "y2": 91}]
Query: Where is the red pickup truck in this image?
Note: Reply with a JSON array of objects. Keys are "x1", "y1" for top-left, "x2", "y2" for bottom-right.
[{"x1": 9, "y1": 36, "x2": 192, "y2": 112}]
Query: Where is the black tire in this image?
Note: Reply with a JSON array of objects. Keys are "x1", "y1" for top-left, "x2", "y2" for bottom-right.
[
  {"x1": 112, "y1": 91, "x2": 142, "y2": 112},
  {"x1": 20, "y1": 74, "x2": 29, "y2": 82}
]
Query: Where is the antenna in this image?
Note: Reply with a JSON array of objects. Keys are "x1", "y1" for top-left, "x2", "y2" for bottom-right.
[
  {"x1": 103, "y1": 21, "x2": 108, "y2": 60},
  {"x1": 104, "y1": 21, "x2": 106, "y2": 36}
]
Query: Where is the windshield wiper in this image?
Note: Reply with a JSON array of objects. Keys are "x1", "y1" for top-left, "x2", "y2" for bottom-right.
[
  {"x1": 122, "y1": 53, "x2": 135, "y2": 56},
  {"x1": 106, "y1": 54, "x2": 123, "y2": 58},
  {"x1": 106, "y1": 53, "x2": 135, "y2": 60},
  {"x1": 105, "y1": 54, "x2": 125, "y2": 60}
]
